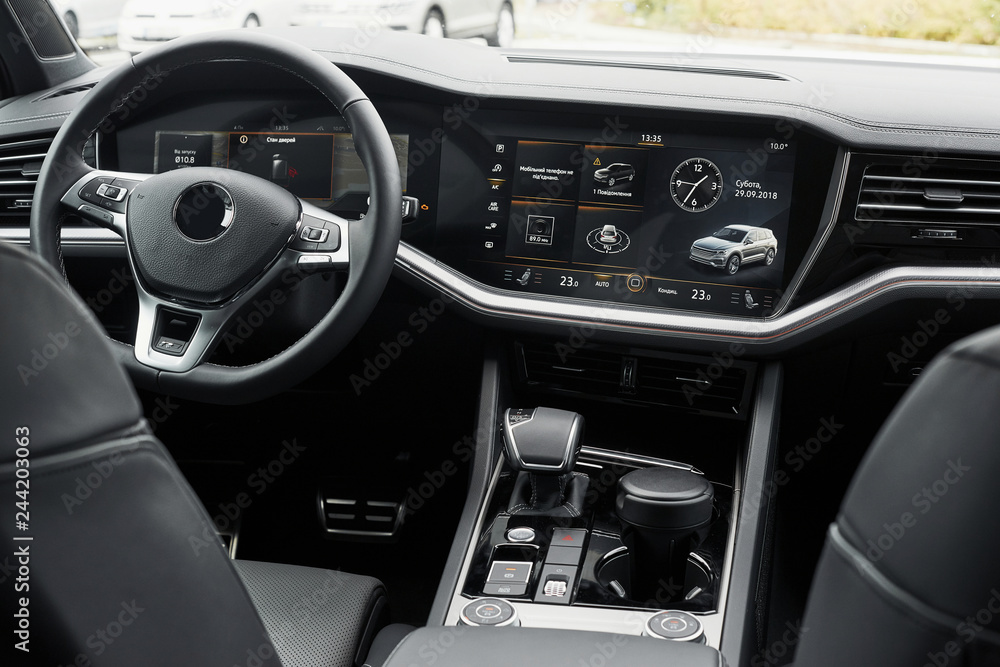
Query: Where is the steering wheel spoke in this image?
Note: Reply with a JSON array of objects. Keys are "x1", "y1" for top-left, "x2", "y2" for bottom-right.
[{"x1": 60, "y1": 169, "x2": 151, "y2": 238}]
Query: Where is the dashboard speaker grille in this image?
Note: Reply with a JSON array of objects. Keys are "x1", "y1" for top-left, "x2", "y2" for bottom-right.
[
  {"x1": 516, "y1": 342, "x2": 755, "y2": 419},
  {"x1": 6, "y1": 0, "x2": 76, "y2": 59},
  {"x1": 856, "y1": 161, "x2": 1000, "y2": 227}
]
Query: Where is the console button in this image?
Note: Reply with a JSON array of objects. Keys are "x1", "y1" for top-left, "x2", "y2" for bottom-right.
[
  {"x1": 552, "y1": 528, "x2": 587, "y2": 546},
  {"x1": 506, "y1": 527, "x2": 536, "y2": 543},
  {"x1": 483, "y1": 582, "x2": 527, "y2": 597},
  {"x1": 545, "y1": 545, "x2": 582, "y2": 566},
  {"x1": 460, "y1": 598, "x2": 518, "y2": 627},
  {"x1": 533, "y1": 564, "x2": 577, "y2": 605},
  {"x1": 487, "y1": 561, "x2": 531, "y2": 584}
]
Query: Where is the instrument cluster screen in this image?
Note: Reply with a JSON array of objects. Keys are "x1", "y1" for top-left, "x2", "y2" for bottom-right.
[{"x1": 153, "y1": 130, "x2": 409, "y2": 205}]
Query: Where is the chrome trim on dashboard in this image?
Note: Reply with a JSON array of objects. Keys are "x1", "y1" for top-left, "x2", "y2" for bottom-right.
[{"x1": 395, "y1": 241, "x2": 1000, "y2": 346}]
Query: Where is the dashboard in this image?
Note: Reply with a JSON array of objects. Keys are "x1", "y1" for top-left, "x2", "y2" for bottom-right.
[
  {"x1": 6, "y1": 28, "x2": 994, "y2": 351},
  {"x1": 105, "y1": 74, "x2": 833, "y2": 319}
]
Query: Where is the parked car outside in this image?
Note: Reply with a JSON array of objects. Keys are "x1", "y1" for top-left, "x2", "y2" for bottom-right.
[
  {"x1": 118, "y1": 0, "x2": 287, "y2": 54},
  {"x1": 290, "y1": 0, "x2": 515, "y2": 47},
  {"x1": 52, "y1": 0, "x2": 128, "y2": 39},
  {"x1": 689, "y1": 224, "x2": 778, "y2": 275}
]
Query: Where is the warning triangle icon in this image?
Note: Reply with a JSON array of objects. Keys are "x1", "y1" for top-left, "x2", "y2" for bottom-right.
[{"x1": 593, "y1": 158, "x2": 602, "y2": 166}]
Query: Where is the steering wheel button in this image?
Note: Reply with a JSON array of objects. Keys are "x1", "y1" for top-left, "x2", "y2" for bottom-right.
[
  {"x1": 300, "y1": 226, "x2": 329, "y2": 243},
  {"x1": 77, "y1": 204, "x2": 115, "y2": 227},
  {"x1": 297, "y1": 255, "x2": 334, "y2": 269},
  {"x1": 96, "y1": 184, "x2": 127, "y2": 201}
]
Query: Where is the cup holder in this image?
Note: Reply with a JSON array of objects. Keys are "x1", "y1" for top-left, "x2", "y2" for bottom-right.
[{"x1": 594, "y1": 546, "x2": 713, "y2": 605}]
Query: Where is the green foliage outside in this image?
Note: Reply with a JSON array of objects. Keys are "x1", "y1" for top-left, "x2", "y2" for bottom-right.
[{"x1": 610, "y1": 0, "x2": 1000, "y2": 45}]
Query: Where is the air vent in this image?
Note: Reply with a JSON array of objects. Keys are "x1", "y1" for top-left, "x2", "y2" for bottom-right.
[
  {"x1": 856, "y1": 162, "x2": 1000, "y2": 227},
  {"x1": 0, "y1": 136, "x2": 52, "y2": 225},
  {"x1": 516, "y1": 342, "x2": 755, "y2": 418},
  {"x1": 34, "y1": 82, "x2": 96, "y2": 101}
]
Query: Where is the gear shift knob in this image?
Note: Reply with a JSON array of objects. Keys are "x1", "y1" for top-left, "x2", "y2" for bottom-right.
[{"x1": 502, "y1": 407, "x2": 585, "y2": 475}]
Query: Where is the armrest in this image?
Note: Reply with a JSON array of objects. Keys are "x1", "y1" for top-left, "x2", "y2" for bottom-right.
[{"x1": 380, "y1": 626, "x2": 724, "y2": 667}]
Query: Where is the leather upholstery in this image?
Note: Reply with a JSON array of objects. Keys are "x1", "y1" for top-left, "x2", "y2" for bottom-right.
[
  {"x1": 234, "y1": 560, "x2": 386, "y2": 667},
  {"x1": 508, "y1": 471, "x2": 589, "y2": 517},
  {"x1": 797, "y1": 325, "x2": 1000, "y2": 665},
  {"x1": 0, "y1": 241, "x2": 142, "y2": 461},
  {"x1": 0, "y1": 241, "x2": 385, "y2": 666}
]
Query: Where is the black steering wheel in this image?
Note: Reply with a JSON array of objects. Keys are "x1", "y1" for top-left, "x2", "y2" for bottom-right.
[{"x1": 30, "y1": 31, "x2": 402, "y2": 404}]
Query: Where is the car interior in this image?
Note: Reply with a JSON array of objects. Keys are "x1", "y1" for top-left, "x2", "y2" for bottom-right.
[{"x1": 1, "y1": 1, "x2": 1000, "y2": 665}]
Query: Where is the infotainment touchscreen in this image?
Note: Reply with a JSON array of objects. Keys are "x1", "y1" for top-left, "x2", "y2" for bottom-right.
[{"x1": 442, "y1": 124, "x2": 798, "y2": 318}]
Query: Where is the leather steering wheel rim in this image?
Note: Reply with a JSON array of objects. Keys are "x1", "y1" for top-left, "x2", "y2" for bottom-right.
[{"x1": 30, "y1": 31, "x2": 402, "y2": 404}]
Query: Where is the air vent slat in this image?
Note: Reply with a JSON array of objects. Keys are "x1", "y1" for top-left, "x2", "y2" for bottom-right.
[
  {"x1": 856, "y1": 162, "x2": 1000, "y2": 227},
  {"x1": 0, "y1": 135, "x2": 54, "y2": 222},
  {"x1": 517, "y1": 342, "x2": 753, "y2": 419}
]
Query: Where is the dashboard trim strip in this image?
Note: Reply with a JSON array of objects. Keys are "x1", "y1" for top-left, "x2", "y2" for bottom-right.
[
  {"x1": 7, "y1": 227, "x2": 1000, "y2": 348},
  {"x1": 395, "y1": 240, "x2": 1000, "y2": 346}
]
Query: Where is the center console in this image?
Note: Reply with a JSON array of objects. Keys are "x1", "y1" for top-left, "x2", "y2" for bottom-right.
[{"x1": 432, "y1": 345, "x2": 783, "y2": 664}]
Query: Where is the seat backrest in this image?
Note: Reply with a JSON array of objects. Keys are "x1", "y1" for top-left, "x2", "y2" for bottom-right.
[
  {"x1": 0, "y1": 242, "x2": 281, "y2": 666},
  {"x1": 797, "y1": 325, "x2": 1000, "y2": 665}
]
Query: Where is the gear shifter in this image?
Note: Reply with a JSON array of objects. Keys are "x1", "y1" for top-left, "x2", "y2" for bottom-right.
[{"x1": 502, "y1": 408, "x2": 588, "y2": 517}]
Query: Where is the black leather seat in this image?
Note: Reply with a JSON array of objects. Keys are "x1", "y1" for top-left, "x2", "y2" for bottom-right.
[
  {"x1": 0, "y1": 241, "x2": 387, "y2": 666},
  {"x1": 796, "y1": 325, "x2": 1000, "y2": 664}
]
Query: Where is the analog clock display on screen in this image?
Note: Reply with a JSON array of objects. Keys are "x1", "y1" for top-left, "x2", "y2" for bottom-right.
[{"x1": 670, "y1": 157, "x2": 724, "y2": 212}]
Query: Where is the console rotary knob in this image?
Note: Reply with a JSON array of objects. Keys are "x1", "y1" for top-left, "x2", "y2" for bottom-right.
[
  {"x1": 459, "y1": 598, "x2": 520, "y2": 627},
  {"x1": 644, "y1": 610, "x2": 704, "y2": 642}
]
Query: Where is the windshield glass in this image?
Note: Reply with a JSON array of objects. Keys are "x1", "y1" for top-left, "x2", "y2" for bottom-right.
[
  {"x1": 63, "y1": 0, "x2": 1000, "y2": 68},
  {"x1": 713, "y1": 228, "x2": 745, "y2": 240}
]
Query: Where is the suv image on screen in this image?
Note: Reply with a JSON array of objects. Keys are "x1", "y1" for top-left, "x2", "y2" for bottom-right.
[
  {"x1": 593, "y1": 162, "x2": 635, "y2": 187},
  {"x1": 689, "y1": 224, "x2": 778, "y2": 275}
]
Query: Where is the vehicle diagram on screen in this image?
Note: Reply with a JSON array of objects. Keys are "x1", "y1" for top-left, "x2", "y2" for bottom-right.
[
  {"x1": 585, "y1": 224, "x2": 632, "y2": 254},
  {"x1": 689, "y1": 225, "x2": 778, "y2": 275}
]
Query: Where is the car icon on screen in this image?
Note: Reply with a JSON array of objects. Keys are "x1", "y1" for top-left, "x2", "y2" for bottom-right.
[
  {"x1": 689, "y1": 225, "x2": 778, "y2": 275},
  {"x1": 593, "y1": 162, "x2": 635, "y2": 187}
]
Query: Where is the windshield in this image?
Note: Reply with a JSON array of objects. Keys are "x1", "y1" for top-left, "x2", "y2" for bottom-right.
[
  {"x1": 713, "y1": 228, "x2": 746, "y2": 241},
  {"x1": 63, "y1": 0, "x2": 999, "y2": 68}
]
